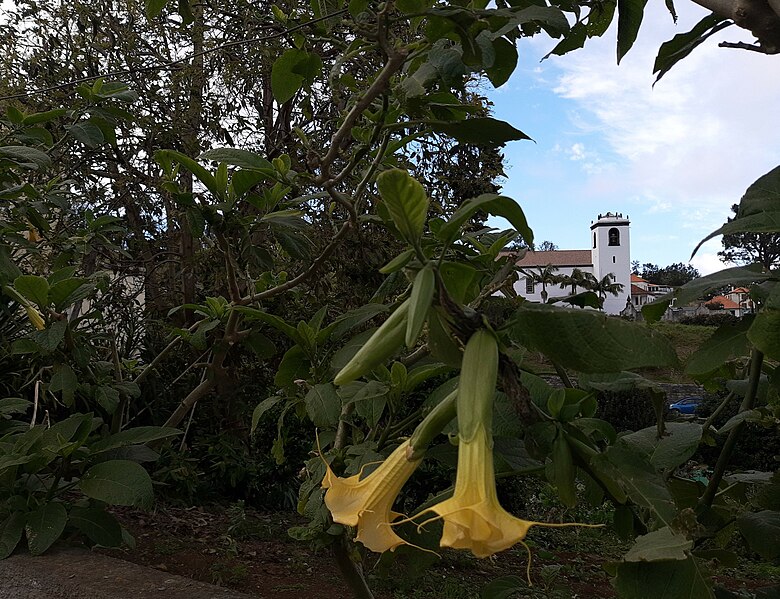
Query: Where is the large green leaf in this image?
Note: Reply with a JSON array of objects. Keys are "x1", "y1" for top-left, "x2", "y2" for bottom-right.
[
  {"x1": 593, "y1": 443, "x2": 677, "y2": 527},
  {"x1": 234, "y1": 306, "x2": 301, "y2": 343},
  {"x1": 430, "y1": 117, "x2": 531, "y2": 145},
  {"x1": 274, "y1": 345, "x2": 311, "y2": 389},
  {"x1": 199, "y1": 148, "x2": 274, "y2": 172},
  {"x1": 377, "y1": 169, "x2": 429, "y2": 245},
  {"x1": 0, "y1": 145, "x2": 52, "y2": 169},
  {"x1": 79, "y1": 460, "x2": 154, "y2": 508},
  {"x1": 49, "y1": 364, "x2": 78, "y2": 406},
  {"x1": 439, "y1": 193, "x2": 533, "y2": 246},
  {"x1": 90, "y1": 427, "x2": 181, "y2": 453},
  {"x1": 613, "y1": 557, "x2": 713, "y2": 599},
  {"x1": 642, "y1": 265, "x2": 770, "y2": 323},
  {"x1": 616, "y1": 0, "x2": 647, "y2": 63},
  {"x1": 14, "y1": 275, "x2": 49, "y2": 308},
  {"x1": 305, "y1": 383, "x2": 342, "y2": 428},
  {"x1": 653, "y1": 13, "x2": 731, "y2": 83},
  {"x1": 748, "y1": 283, "x2": 780, "y2": 360},
  {"x1": 621, "y1": 423, "x2": 702, "y2": 472},
  {"x1": 507, "y1": 304, "x2": 678, "y2": 372},
  {"x1": 692, "y1": 165, "x2": 780, "y2": 257},
  {"x1": 65, "y1": 122, "x2": 104, "y2": 147},
  {"x1": 0, "y1": 512, "x2": 25, "y2": 559},
  {"x1": 155, "y1": 149, "x2": 220, "y2": 199},
  {"x1": 406, "y1": 264, "x2": 435, "y2": 347},
  {"x1": 686, "y1": 317, "x2": 753, "y2": 375},
  {"x1": 486, "y1": 37, "x2": 517, "y2": 88},
  {"x1": 251, "y1": 396, "x2": 282, "y2": 433},
  {"x1": 271, "y1": 49, "x2": 323, "y2": 104},
  {"x1": 25, "y1": 502, "x2": 67, "y2": 555},
  {"x1": 737, "y1": 510, "x2": 780, "y2": 559},
  {"x1": 69, "y1": 507, "x2": 123, "y2": 547},
  {"x1": 624, "y1": 526, "x2": 692, "y2": 562}
]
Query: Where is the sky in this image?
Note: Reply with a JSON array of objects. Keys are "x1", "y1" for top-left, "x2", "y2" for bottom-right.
[{"x1": 484, "y1": 0, "x2": 780, "y2": 275}]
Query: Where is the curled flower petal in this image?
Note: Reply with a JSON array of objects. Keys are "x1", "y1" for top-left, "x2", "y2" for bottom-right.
[
  {"x1": 322, "y1": 439, "x2": 422, "y2": 553},
  {"x1": 407, "y1": 426, "x2": 595, "y2": 559}
]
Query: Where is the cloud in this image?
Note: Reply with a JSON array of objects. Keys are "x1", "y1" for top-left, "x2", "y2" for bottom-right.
[{"x1": 539, "y1": 2, "x2": 780, "y2": 225}]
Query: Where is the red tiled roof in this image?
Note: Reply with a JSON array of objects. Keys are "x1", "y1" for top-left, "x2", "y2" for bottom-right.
[
  {"x1": 631, "y1": 284, "x2": 652, "y2": 295},
  {"x1": 515, "y1": 250, "x2": 592, "y2": 267},
  {"x1": 631, "y1": 274, "x2": 647, "y2": 282},
  {"x1": 706, "y1": 295, "x2": 740, "y2": 310},
  {"x1": 732, "y1": 287, "x2": 750, "y2": 293}
]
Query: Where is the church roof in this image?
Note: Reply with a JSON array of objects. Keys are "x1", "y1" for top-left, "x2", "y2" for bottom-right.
[{"x1": 515, "y1": 250, "x2": 592, "y2": 267}]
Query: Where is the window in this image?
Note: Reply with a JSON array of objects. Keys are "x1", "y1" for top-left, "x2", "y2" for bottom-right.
[
  {"x1": 612, "y1": 256, "x2": 616, "y2": 263},
  {"x1": 608, "y1": 228, "x2": 620, "y2": 246},
  {"x1": 525, "y1": 278, "x2": 535, "y2": 294},
  {"x1": 593, "y1": 232, "x2": 596, "y2": 248}
]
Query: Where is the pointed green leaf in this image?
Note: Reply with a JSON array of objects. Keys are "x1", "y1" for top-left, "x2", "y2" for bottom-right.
[
  {"x1": 305, "y1": 383, "x2": 341, "y2": 428},
  {"x1": 199, "y1": 148, "x2": 274, "y2": 171},
  {"x1": 25, "y1": 502, "x2": 67, "y2": 555},
  {"x1": 80, "y1": 460, "x2": 154, "y2": 508},
  {"x1": 617, "y1": 0, "x2": 647, "y2": 63},
  {"x1": 737, "y1": 510, "x2": 780, "y2": 559},
  {"x1": 653, "y1": 14, "x2": 730, "y2": 83},
  {"x1": 481, "y1": 575, "x2": 524, "y2": 599},
  {"x1": 507, "y1": 304, "x2": 678, "y2": 372},
  {"x1": 379, "y1": 249, "x2": 416, "y2": 274},
  {"x1": 377, "y1": 169, "x2": 429, "y2": 245},
  {"x1": 0, "y1": 512, "x2": 25, "y2": 559},
  {"x1": 69, "y1": 507, "x2": 123, "y2": 547},
  {"x1": 251, "y1": 396, "x2": 283, "y2": 433},
  {"x1": 686, "y1": 317, "x2": 753, "y2": 375},
  {"x1": 430, "y1": 117, "x2": 531, "y2": 145},
  {"x1": 65, "y1": 122, "x2": 104, "y2": 147},
  {"x1": 406, "y1": 264, "x2": 435, "y2": 347},
  {"x1": 14, "y1": 275, "x2": 49, "y2": 308},
  {"x1": 613, "y1": 557, "x2": 713, "y2": 599},
  {"x1": 155, "y1": 150, "x2": 220, "y2": 199},
  {"x1": 439, "y1": 194, "x2": 533, "y2": 247},
  {"x1": 0, "y1": 145, "x2": 52, "y2": 170},
  {"x1": 624, "y1": 526, "x2": 692, "y2": 562},
  {"x1": 91, "y1": 427, "x2": 181, "y2": 452},
  {"x1": 593, "y1": 443, "x2": 677, "y2": 527},
  {"x1": 621, "y1": 423, "x2": 703, "y2": 472}
]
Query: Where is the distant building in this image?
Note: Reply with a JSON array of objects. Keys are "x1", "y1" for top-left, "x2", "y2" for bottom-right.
[
  {"x1": 512, "y1": 213, "x2": 632, "y2": 314},
  {"x1": 630, "y1": 274, "x2": 674, "y2": 308},
  {"x1": 705, "y1": 287, "x2": 754, "y2": 317}
]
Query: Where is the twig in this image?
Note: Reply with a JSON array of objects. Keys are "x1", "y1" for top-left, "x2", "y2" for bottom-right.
[
  {"x1": 718, "y1": 41, "x2": 771, "y2": 52},
  {"x1": 241, "y1": 220, "x2": 354, "y2": 303},
  {"x1": 30, "y1": 381, "x2": 41, "y2": 428},
  {"x1": 317, "y1": 50, "x2": 408, "y2": 181}
]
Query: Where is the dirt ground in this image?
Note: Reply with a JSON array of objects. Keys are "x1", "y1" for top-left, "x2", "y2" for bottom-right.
[{"x1": 98, "y1": 504, "x2": 777, "y2": 599}]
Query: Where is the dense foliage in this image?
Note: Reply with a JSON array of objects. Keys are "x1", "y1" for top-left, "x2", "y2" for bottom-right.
[{"x1": 1, "y1": 1, "x2": 779, "y2": 599}]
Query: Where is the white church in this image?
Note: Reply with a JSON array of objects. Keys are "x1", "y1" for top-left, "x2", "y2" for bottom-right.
[{"x1": 512, "y1": 212, "x2": 632, "y2": 314}]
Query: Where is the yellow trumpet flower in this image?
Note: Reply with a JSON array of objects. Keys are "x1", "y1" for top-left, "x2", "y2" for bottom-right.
[
  {"x1": 410, "y1": 424, "x2": 585, "y2": 559},
  {"x1": 322, "y1": 439, "x2": 422, "y2": 553}
]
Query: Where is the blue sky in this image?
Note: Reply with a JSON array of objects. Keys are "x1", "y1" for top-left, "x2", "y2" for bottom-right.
[{"x1": 484, "y1": 0, "x2": 780, "y2": 274}]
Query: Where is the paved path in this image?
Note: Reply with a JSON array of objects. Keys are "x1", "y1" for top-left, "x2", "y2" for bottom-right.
[{"x1": 0, "y1": 548, "x2": 253, "y2": 599}]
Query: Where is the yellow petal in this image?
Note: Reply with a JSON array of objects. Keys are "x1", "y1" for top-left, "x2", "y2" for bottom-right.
[
  {"x1": 412, "y1": 426, "x2": 593, "y2": 558},
  {"x1": 322, "y1": 439, "x2": 422, "y2": 553}
]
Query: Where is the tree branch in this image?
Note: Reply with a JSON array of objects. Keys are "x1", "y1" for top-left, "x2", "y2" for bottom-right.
[{"x1": 691, "y1": 0, "x2": 780, "y2": 52}]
